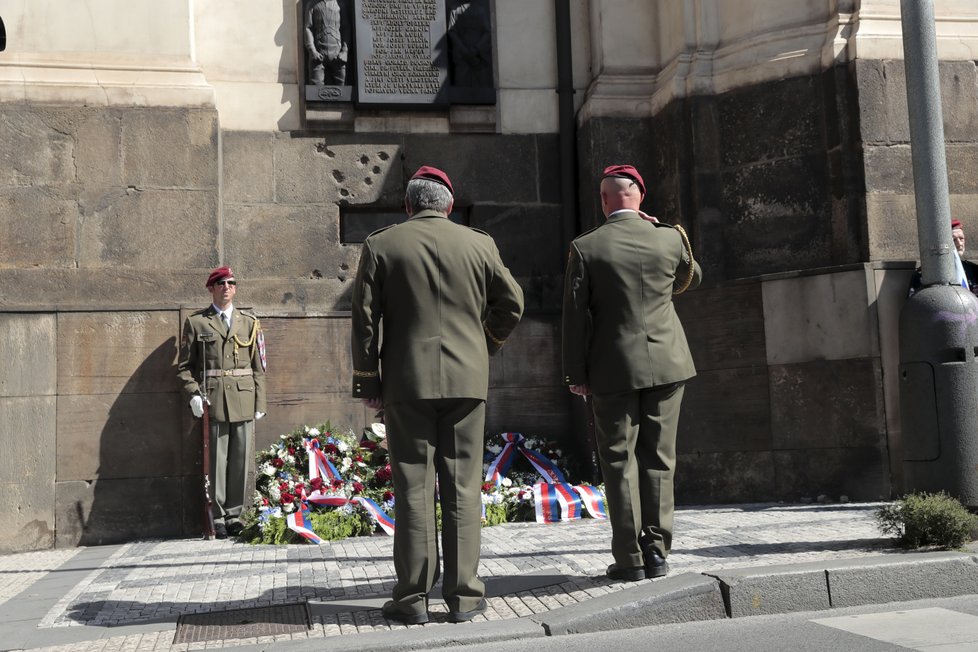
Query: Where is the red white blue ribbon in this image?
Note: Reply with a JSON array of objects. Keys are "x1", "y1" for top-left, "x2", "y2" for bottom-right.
[
  {"x1": 485, "y1": 433, "x2": 566, "y2": 486},
  {"x1": 305, "y1": 438, "x2": 343, "y2": 483},
  {"x1": 286, "y1": 509, "x2": 324, "y2": 544},
  {"x1": 553, "y1": 483, "x2": 582, "y2": 521},
  {"x1": 484, "y1": 432, "x2": 521, "y2": 485},
  {"x1": 292, "y1": 492, "x2": 396, "y2": 539},
  {"x1": 533, "y1": 483, "x2": 561, "y2": 523},
  {"x1": 282, "y1": 437, "x2": 396, "y2": 542},
  {"x1": 354, "y1": 496, "x2": 395, "y2": 535},
  {"x1": 573, "y1": 484, "x2": 608, "y2": 519}
]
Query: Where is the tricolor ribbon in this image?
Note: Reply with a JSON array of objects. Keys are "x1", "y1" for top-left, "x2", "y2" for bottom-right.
[
  {"x1": 305, "y1": 438, "x2": 343, "y2": 483},
  {"x1": 553, "y1": 483, "x2": 582, "y2": 521},
  {"x1": 292, "y1": 493, "x2": 396, "y2": 539},
  {"x1": 533, "y1": 483, "x2": 561, "y2": 523},
  {"x1": 573, "y1": 484, "x2": 608, "y2": 519},
  {"x1": 282, "y1": 438, "x2": 396, "y2": 543},
  {"x1": 286, "y1": 508, "x2": 324, "y2": 544},
  {"x1": 485, "y1": 433, "x2": 566, "y2": 486},
  {"x1": 486, "y1": 433, "x2": 599, "y2": 522}
]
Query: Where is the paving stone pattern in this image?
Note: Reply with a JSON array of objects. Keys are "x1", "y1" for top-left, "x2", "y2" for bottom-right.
[{"x1": 3, "y1": 503, "x2": 895, "y2": 651}]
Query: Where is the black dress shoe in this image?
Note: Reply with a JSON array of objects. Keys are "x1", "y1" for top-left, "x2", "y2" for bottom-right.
[
  {"x1": 605, "y1": 563, "x2": 646, "y2": 582},
  {"x1": 226, "y1": 521, "x2": 244, "y2": 537},
  {"x1": 448, "y1": 598, "x2": 487, "y2": 623},
  {"x1": 381, "y1": 600, "x2": 429, "y2": 625},
  {"x1": 213, "y1": 522, "x2": 228, "y2": 540},
  {"x1": 644, "y1": 549, "x2": 669, "y2": 578}
]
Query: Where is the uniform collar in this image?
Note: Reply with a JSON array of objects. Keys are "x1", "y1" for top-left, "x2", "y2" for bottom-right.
[
  {"x1": 409, "y1": 209, "x2": 449, "y2": 220},
  {"x1": 605, "y1": 209, "x2": 640, "y2": 224}
]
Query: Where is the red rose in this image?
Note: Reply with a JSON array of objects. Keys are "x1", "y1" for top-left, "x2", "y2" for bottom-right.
[
  {"x1": 288, "y1": 447, "x2": 296, "y2": 456},
  {"x1": 272, "y1": 458, "x2": 284, "y2": 468},
  {"x1": 331, "y1": 479, "x2": 343, "y2": 489},
  {"x1": 482, "y1": 482, "x2": 494, "y2": 492},
  {"x1": 262, "y1": 497, "x2": 270, "y2": 506},
  {"x1": 352, "y1": 481, "x2": 364, "y2": 494},
  {"x1": 383, "y1": 490, "x2": 394, "y2": 501},
  {"x1": 281, "y1": 493, "x2": 294, "y2": 504},
  {"x1": 310, "y1": 477, "x2": 324, "y2": 491},
  {"x1": 362, "y1": 441, "x2": 377, "y2": 451}
]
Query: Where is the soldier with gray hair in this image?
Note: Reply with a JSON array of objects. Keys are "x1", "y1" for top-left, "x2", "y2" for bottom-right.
[{"x1": 351, "y1": 165, "x2": 524, "y2": 625}]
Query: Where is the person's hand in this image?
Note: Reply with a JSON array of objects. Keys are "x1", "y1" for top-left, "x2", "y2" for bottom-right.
[
  {"x1": 308, "y1": 48, "x2": 324, "y2": 62},
  {"x1": 568, "y1": 384, "x2": 590, "y2": 397},
  {"x1": 638, "y1": 211, "x2": 659, "y2": 224},
  {"x1": 362, "y1": 397, "x2": 383, "y2": 410},
  {"x1": 255, "y1": 411, "x2": 265, "y2": 420},
  {"x1": 190, "y1": 395, "x2": 204, "y2": 418}
]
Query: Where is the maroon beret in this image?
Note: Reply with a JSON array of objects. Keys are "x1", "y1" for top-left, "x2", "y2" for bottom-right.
[
  {"x1": 411, "y1": 165, "x2": 454, "y2": 195},
  {"x1": 205, "y1": 265, "x2": 235, "y2": 288},
  {"x1": 952, "y1": 219, "x2": 963, "y2": 230},
  {"x1": 602, "y1": 164, "x2": 646, "y2": 196}
]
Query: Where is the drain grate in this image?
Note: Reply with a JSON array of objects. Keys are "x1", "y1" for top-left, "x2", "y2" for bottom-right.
[{"x1": 173, "y1": 602, "x2": 311, "y2": 643}]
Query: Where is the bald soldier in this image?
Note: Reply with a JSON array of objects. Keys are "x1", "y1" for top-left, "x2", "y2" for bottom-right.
[
  {"x1": 177, "y1": 266, "x2": 267, "y2": 539},
  {"x1": 562, "y1": 165, "x2": 701, "y2": 582},
  {"x1": 351, "y1": 166, "x2": 524, "y2": 624}
]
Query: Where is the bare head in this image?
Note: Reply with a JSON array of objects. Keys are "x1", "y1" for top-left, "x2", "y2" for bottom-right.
[
  {"x1": 600, "y1": 176, "x2": 643, "y2": 217},
  {"x1": 599, "y1": 164, "x2": 646, "y2": 218}
]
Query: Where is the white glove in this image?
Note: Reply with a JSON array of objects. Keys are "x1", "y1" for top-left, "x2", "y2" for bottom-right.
[
  {"x1": 255, "y1": 411, "x2": 265, "y2": 420},
  {"x1": 190, "y1": 395, "x2": 204, "y2": 418}
]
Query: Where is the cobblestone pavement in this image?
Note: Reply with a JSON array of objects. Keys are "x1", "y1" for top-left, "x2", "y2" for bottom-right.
[{"x1": 1, "y1": 503, "x2": 897, "y2": 652}]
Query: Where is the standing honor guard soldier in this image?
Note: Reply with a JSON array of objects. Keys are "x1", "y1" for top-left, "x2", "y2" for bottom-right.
[
  {"x1": 351, "y1": 166, "x2": 524, "y2": 625},
  {"x1": 562, "y1": 165, "x2": 701, "y2": 582},
  {"x1": 177, "y1": 266, "x2": 267, "y2": 539}
]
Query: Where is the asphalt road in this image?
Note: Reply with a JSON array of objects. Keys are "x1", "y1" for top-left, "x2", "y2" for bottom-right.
[{"x1": 420, "y1": 593, "x2": 978, "y2": 652}]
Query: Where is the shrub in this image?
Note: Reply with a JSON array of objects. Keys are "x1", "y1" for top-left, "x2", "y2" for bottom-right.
[{"x1": 875, "y1": 491, "x2": 978, "y2": 549}]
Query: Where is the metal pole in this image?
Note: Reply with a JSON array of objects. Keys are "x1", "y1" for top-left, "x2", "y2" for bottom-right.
[
  {"x1": 901, "y1": 0, "x2": 954, "y2": 286},
  {"x1": 898, "y1": 0, "x2": 978, "y2": 506},
  {"x1": 555, "y1": 0, "x2": 578, "y2": 252}
]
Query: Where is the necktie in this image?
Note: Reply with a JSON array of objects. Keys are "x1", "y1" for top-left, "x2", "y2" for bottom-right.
[{"x1": 222, "y1": 312, "x2": 231, "y2": 330}]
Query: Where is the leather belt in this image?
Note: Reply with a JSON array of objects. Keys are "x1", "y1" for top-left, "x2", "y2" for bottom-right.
[{"x1": 205, "y1": 369, "x2": 253, "y2": 377}]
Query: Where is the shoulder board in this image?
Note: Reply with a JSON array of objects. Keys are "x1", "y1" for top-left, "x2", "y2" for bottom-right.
[
  {"x1": 191, "y1": 307, "x2": 213, "y2": 317},
  {"x1": 365, "y1": 224, "x2": 398, "y2": 239},
  {"x1": 652, "y1": 221, "x2": 674, "y2": 228},
  {"x1": 466, "y1": 226, "x2": 491, "y2": 237},
  {"x1": 573, "y1": 224, "x2": 601, "y2": 240},
  {"x1": 237, "y1": 309, "x2": 259, "y2": 321}
]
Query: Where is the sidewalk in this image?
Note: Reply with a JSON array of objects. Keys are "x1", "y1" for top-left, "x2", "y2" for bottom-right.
[{"x1": 1, "y1": 502, "x2": 973, "y2": 652}]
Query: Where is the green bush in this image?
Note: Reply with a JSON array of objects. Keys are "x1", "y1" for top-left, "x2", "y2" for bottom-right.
[{"x1": 875, "y1": 491, "x2": 978, "y2": 549}]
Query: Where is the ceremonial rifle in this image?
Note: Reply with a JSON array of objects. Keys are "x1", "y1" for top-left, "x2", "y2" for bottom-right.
[{"x1": 198, "y1": 331, "x2": 217, "y2": 540}]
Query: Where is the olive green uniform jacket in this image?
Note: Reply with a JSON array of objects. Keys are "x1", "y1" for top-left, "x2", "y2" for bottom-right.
[
  {"x1": 177, "y1": 306, "x2": 267, "y2": 422},
  {"x1": 562, "y1": 211, "x2": 701, "y2": 392},
  {"x1": 351, "y1": 210, "x2": 525, "y2": 401}
]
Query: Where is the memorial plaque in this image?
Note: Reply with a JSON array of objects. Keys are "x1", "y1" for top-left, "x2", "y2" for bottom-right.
[{"x1": 354, "y1": 0, "x2": 449, "y2": 105}]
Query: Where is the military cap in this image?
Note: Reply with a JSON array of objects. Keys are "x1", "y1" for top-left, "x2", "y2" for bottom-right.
[
  {"x1": 952, "y1": 219, "x2": 963, "y2": 230},
  {"x1": 411, "y1": 165, "x2": 454, "y2": 195},
  {"x1": 602, "y1": 164, "x2": 646, "y2": 196},
  {"x1": 206, "y1": 265, "x2": 235, "y2": 288}
]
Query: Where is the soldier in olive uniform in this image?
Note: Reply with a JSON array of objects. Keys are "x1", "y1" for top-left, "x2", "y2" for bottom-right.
[
  {"x1": 351, "y1": 166, "x2": 524, "y2": 624},
  {"x1": 177, "y1": 266, "x2": 267, "y2": 539},
  {"x1": 562, "y1": 165, "x2": 701, "y2": 582}
]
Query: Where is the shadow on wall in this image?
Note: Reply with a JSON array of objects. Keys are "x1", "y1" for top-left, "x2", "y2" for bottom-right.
[
  {"x1": 1, "y1": 15, "x2": 6, "y2": 51},
  {"x1": 73, "y1": 337, "x2": 183, "y2": 546}
]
